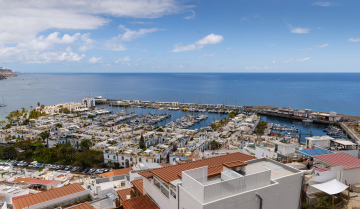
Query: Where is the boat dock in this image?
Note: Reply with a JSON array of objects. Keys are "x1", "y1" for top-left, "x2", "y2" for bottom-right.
[{"x1": 340, "y1": 122, "x2": 360, "y2": 144}]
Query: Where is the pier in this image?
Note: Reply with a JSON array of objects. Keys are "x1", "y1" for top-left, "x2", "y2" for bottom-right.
[{"x1": 340, "y1": 122, "x2": 360, "y2": 144}]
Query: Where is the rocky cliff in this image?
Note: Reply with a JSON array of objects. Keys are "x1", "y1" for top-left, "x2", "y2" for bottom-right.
[{"x1": 0, "y1": 67, "x2": 17, "y2": 78}]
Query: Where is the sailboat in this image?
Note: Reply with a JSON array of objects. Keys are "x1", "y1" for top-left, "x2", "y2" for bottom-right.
[{"x1": 0, "y1": 97, "x2": 7, "y2": 107}]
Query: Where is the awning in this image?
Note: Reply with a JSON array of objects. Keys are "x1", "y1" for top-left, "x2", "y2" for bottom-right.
[{"x1": 311, "y1": 179, "x2": 348, "y2": 195}]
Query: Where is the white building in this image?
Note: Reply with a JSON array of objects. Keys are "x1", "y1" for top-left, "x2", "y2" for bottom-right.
[
  {"x1": 82, "y1": 97, "x2": 96, "y2": 108},
  {"x1": 138, "y1": 152, "x2": 303, "y2": 209},
  {"x1": 306, "y1": 135, "x2": 332, "y2": 149}
]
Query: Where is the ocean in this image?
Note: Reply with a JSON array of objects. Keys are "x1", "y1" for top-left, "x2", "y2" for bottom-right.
[{"x1": 0, "y1": 73, "x2": 358, "y2": 142}]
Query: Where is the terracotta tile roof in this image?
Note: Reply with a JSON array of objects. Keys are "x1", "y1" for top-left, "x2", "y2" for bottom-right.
[
  {"x1": 12, "y1": 194, "x2": 32, "y2": 200},
  {"x1": 12, "y1": 178, "x2": 33, "y2": 184},
  {"x1": 222, "y1": 160, "x2": 247, "y2": 168},
  {"x1": 140, "y1": 152, "x2": 255, "y2": 183},
  {"x1": 158, "y1": 163, "x2": 172, "y2": 167},
  {"x1": 136, "y1": 164, "x2": 172, "y2": 179},
  {"x1": 122, "y1": 195, "x2": 159, "y2": 209},
  {"x1": 0, "y1": 196, "x2": 4, "y2": 201},
  {"x1": 68, "y1": 202, "x2": 95, "y2": 209},
  {"x1": 98, "y1": 167, "x2": 132, "y2": 178},
  {"x1": 28, "y1": 179, "x2": 61, "y2": 186},
  {"x1": 116, "y1": 188, "x2": 132, "y2": 201},
  {"x1": 13, "y1": 183, "x2": 85, "y2": 209},
  {"x1": 314, "y1": 152, "x2": 360, "y2": 170},
  {"x1": 131, "y1": 179, "x2": 143, "y2": 195}
]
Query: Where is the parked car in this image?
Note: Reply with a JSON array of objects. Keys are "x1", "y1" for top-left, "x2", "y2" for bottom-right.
[
  {"x1": 64, "y1": 165, "x2": 72, "y2": 171},
  {"x1": 71, "y1": 167, "x2": 78, "y2": 172},
  {"x1": 87, "y1": 168, "x2": 95, "y2": 174},
  {"x1": 83, "y1": 168, "x2": 89, "y2": 173},
  {"x1": 78, "y1": 167, "x2": 84, "y2": 172},
  {"x1": 35, "y1": 163, "x2": 43, "y2": 168}
]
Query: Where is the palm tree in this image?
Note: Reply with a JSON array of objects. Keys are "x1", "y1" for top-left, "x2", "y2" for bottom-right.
[
  {"x1": 37, "y1": 102, "x2": 40, "y2": 107},
  {"x1": 30, "y1": 105, "x2": 33, "y2": 110},
  {"x1": 67, "y1": 146, "x2": 77, "y2": 162},
  {"x1": 39, "y1": 131, "x2": 51, "y2": 148}
]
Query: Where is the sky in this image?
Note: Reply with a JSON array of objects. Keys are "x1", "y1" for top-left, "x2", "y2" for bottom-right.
[{"x1": 0, "y1": 0, "x2": 360, "y2": 73}]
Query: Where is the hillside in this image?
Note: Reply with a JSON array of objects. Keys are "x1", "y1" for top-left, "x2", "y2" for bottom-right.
[{"x1": 0, "y1": 67, "x2": 17, "y2": 78}]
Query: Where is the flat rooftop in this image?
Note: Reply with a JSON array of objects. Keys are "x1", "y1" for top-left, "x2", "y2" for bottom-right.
[{"x1": 245, "y1": 158, "x2": 299, "y2": 180}]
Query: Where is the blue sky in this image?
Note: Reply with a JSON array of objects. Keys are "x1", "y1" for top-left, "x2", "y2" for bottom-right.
[{"x1": 0, "y1": 0, "x2": 359, "y2": 72}]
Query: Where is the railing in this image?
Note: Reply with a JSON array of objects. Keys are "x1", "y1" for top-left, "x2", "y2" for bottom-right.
[{"x1": 182, "y1": 166, "x2": 271, "y2": 203}]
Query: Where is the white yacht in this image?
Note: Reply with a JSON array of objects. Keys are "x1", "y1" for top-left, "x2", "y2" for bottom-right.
[{"x1": 302, "y1": 118, "x2": 313, "y2": 123}]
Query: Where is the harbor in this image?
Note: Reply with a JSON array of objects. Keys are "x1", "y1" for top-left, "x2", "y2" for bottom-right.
[{"x1": 93, "y1": 97, "x2": 360, "y2": 144}]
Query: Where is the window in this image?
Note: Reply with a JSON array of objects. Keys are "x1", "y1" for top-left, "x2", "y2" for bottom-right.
[
  {"x1": 113, "y1": 156, "x2": 116, "y2": 159},
  {"x1": 107, "y1": 155, "x2": 109, "y2": 158},
  {"x1": 161, "y1": 185, "x2": 169, "y2": 198},
  {"x1": 154, "y1": 178, "x2": 161, "y2": 189},
  {"x1": 154, "y1": 177, "x2": 169, "y2": 198},
  {"x1": 146, "y1": 159, "x2": 148, "y2": 163},
  {"x1": 170, "y1": 189, "x2": 176, "y2": 199},
  {"x1": 122, "y1": 162, "x2": 124, "y2": 165},
  {"x1": 121, "y1": 181, "x2": 125, "y2": 187},
  {"x1": 139, "y1": 158, "x2": 142, "y2": 162},
  {"x1": 122, "y1": 156, "x2": 124, "y2": 160},
  {"x1": 130, "y1": 158, "x2": 132, "y2": 161}
]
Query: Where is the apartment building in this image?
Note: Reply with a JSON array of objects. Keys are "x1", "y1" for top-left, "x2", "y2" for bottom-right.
[{"x1": 137, "y1": 152, "x2": 303, "y2": 209}]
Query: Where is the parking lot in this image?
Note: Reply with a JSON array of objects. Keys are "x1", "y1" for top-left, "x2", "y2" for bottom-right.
[{"x1": 0, "y1": 160, "x2": 111, "y2": 175}]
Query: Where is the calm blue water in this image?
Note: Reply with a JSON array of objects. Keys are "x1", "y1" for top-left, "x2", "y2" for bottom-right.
[{"x1": 1, "y1": 73, "x2": 359, "y2": 121}]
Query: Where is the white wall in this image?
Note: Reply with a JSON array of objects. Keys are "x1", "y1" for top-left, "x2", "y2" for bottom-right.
[
  {"x1": 335, "y1": 150, "x2": 359, "y2": 158},
  {"x1": 342, "y1": 168, "x2": 360, "y2": 185},
  {"x1": 179, "y1": 172, "x2": 303, "y2": 209},
  {"x1": 143, "y1": 177, "x2": 178, "y2": 209},
  {"x1": 178, "y1": 186, "x2": 204, "y2": 209},
  {"x1": 254, "y1": 146, "x2": 278, "y2": 159},
  {"x1": 273, "y1": 172, "x2": 303, "y2": 209},
  {"x1": 308, "y1": 140, "x2": 330, "y2": 148}
]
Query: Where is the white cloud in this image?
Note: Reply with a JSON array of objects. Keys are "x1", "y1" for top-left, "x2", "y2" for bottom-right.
[
  {"x1": 196, "y1": 34, "x2": 224, "y2": 45},
  {"x1": 348, "y1": 38, "x2": 360, "y2": 42},
  {"x1": 115, "y1": 56, "x2": 131, "y2": 64},
  {"x1": 184, "y1": 10, "x2": 196, "y2": 19},
  {"x1": 118, "y1": 25, "x2": 161, "y2": 42},
  {"x1": 312, "y1": 2, "x2": 332, "y2": 7},
  {"x1": 291, "y1": 27, "x2": 310, "y2": 34},
  {"x1": 198, "y1": 54, "x2": 215, "y2": 58},
  {"x1": 241, "y1": 17, "x2": 248, "y2": 21},
  {"x1": 316, "y1": 43, "x2": 329, "y2": 48},
  {"x1": 226, "y1": 47, "x2": 233, "y2": 50},
  {"x1": 89, "y1": 57, "x2": 102, "y2": 63},
  {"x1": 0, "y1": 0, "x2": 186, "y2": 44},
  {"x1": 17, "y1": 32, "x2": 80, "y2": 51},
  {"x1": 172, "y1": 33, "x2": 224, "y2": 52},
  {"x1": 105, "y1": 37, "x2": 127, "y2": 51},
  {"x1": 78, "y1": 33, "x2": 94, "y2": 52},
  {"x1": 282, "y1": 57, "x2": 310, "y2": 63},
  {"x1": 0, "y1": 32, "x2": 87, "y2": 63},
  {"x1": 9, "y1": 49, "x2": 85, "y2": 63},
  {"x1": 172, "y1": 44, "x2": 203, "y2": 52}
]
